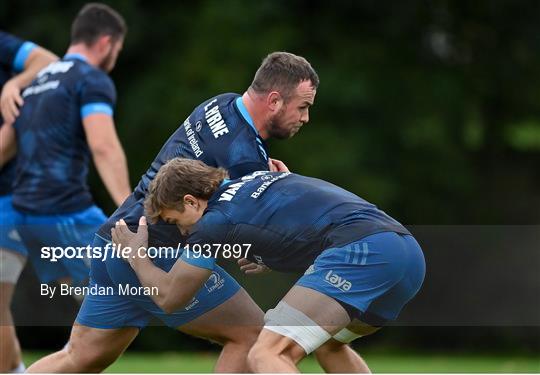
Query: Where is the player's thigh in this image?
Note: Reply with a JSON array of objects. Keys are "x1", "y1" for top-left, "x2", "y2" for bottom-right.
[
  {"x1": 178, "y1": 287, "x2": 264, "y2": 345},
  {"x1": 330, "y1": 318, "x2": 380, "y2": 345},
  {"x1": 68, "y1": 323, "x2": 139, "y2": 364},
  {"x1": 280, "y1": 285, "x2": 351, "y2": 333},
  {"x1": 257, "y1": 286, "x2": 351, "y2": 357}
]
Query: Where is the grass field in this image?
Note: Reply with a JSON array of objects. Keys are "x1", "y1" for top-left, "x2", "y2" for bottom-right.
[{"x1": 24, "y1": 351, "x2": 540, "y2": 373}]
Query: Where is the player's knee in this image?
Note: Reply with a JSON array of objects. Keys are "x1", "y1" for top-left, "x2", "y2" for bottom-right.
[
  {"x1": 238, "y1": 324, "x2": 261, "y2": 347},
  {"x1": 314, "y1": 339, "x2": 348, "y2": 359},
  {"x1": 247, "y1": 340, "x2": 268, "y2": 371},
  {"x1": 219, "y1": 323, "x2": 261, "y2": 348},
  {"x1": 248, "y1": 334, "x2": 304, "y2": 370},
  {"x1": 66, "y1": 341, "x2": 117, "y2": 372}
]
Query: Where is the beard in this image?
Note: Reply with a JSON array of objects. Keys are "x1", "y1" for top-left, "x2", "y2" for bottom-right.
[
  {"x1": 99, "y1": 49, "x2": 116, "y2": 72},
  {"x1": 267, "y1": 108, "x2": 297, "y2": 139}
]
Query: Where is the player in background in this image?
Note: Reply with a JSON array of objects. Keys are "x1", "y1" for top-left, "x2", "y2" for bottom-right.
[
  {"x1": 2, "y1": 1, "x2": 129, "y2": 309},
  {"x1": 0, "y1": 31, "x2": 57, "y2": 373},
  {"x1": 113, "y1": 158, "x2": 426, "y2": 373},
  {"x1": 27, "y1": 52, "x2": 326, "y2": 373}
]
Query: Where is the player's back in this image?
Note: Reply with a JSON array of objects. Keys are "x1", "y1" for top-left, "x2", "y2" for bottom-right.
[
  {"x1": 97, "y1": 93, "x2": 269, "y2": 243},
  {"x1": 12, "y1": 54, "x2": 116, "y2": 214},
  {"x1": 193, "y1": 172, "x2": 410, "y2": 271}
]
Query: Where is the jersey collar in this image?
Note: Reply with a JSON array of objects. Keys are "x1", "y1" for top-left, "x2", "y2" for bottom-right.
[
  {"x1": 235, "y1": 96, "x2": 259, "y2": 135},
  {"x1": 64, "y1": 53, "x2": 88, "y2": 63},
  {"x1": 220, "y1": 178, "x2": 232, "y2": 187}
]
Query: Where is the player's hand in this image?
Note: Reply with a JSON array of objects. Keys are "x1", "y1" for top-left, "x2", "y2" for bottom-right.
[
  {"x1": 0, "y1": 79, "x2": 24, "y2": 125},
  {"x1": 237, "y1": 258, "x2": 271, "y2": 275},
  {"x1": 111, "y1": 217, "x2": 149, "y2": 264},
  {"x1": 268, "y1": 158, "x2": 289, "y2": 172}
]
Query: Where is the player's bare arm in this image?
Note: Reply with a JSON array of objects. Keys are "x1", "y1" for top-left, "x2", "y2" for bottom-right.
[
  {"x1": 83, "y1": 113, "x2": 131, "y2": 206},
  {"x1": 0, "y1": 46, "x2": 57, "y2": 125},
  {"x1": 112, "y1": 217, "x2": 212, "y2": 313},
  {"x1": 0, "y1": 122, "x2": 16, "y2": 167}
]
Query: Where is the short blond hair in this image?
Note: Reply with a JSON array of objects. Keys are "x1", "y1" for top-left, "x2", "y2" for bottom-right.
[{"x1": 144, "y1": 158, "x2": 229, "y2": 223}]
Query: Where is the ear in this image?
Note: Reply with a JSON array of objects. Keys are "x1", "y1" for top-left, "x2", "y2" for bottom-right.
[
  {"x1": 95, "y1": 35, "x2": 112, "y2": 53},
  {"x1": 183, "y1": 194, "x2": 198, "y2": 207},
  {"x1": 266, "y1": 91, "x2": 283, "y2": 113}
]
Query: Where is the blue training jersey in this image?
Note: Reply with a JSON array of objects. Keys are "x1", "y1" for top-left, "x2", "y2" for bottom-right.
[
  {"x1": 12, "y1": 54, "x2": 116, "y2": 214},
  {"x1": 97, "y1": 93, "x2": 270, "y2": 245},
  {"x1": 186, "y1": 171, "x2": 410, "y2": 272},
  {"x1": 0, "y1": 31, "x2": 37, "y2": 196}
]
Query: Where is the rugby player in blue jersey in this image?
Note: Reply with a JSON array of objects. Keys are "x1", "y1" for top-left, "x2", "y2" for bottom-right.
[
  {"x1": 28, "y1": 52, "x2": 324, "y2": 372},
  {"x1": 112, "y1": 158, "x2": 426, "y2": 373},
  {"x1": 1, "y1": 5, "x2": 129, "y2": 372},
  {"x1": 0, "y1": 31, "x2": 56, "y2": 373},
  {"x1": 3, "y1": 3, "x2": 130, "y2": 288}
]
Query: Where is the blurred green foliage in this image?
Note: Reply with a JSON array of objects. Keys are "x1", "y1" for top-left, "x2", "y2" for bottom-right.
[{"x1": 2, "y1": 0, "x2": 539, "y2": 224}]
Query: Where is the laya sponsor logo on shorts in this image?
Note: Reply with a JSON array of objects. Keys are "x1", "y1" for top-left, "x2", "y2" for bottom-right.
[
  {"x1": 204, "y1": 272, "x2": 225, "y2": 293},
  {"x1": 324, "y1": 270, "x2": 352, "y2": 291}
]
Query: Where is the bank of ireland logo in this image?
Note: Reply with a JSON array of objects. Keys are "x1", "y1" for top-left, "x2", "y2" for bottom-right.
[
  {"x1": 205, "y1": 272, "x2": 225, "y2": 293},
  {"x1": 195, "y1": 121, "x2": 202, "y2": 132}
]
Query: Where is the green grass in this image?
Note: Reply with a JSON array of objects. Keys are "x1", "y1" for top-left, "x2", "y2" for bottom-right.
[{"x1": 23, "y1": 351, "x2": 540, "y2": 373}]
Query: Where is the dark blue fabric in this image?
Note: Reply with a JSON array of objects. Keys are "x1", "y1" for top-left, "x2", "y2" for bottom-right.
[
  {"x1": 12, "y1": 56, "x2": 116, "y2": 213},
  {"x1": 188, "y1": 172, "x2": 411, "y2": 272},
  {"x1": 97, "y1": 93, "x2": 269, "y2": 245}
]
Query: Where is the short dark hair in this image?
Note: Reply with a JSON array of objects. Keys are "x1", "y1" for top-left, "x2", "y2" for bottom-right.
[
  {"x1": 250, "y1": 52, "x2": 319, "y2": 100},
  {"x1": 71, "y1": 3, "x2": 127, "y2": 45}
]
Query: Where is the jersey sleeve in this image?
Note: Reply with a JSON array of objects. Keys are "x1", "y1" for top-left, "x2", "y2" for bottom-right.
[
  {"x1": 227, "y1": 161, "x2": 269, "y2": 179},
  {"x1": 79, "y1": 70, "x2": 117, "y2": 119},
  {"x1": 180, "y1": 210, "x2": 231, "y2": 270},
  {"x1": 0, "y1": 31, "x2": 37, "y2": 72}
]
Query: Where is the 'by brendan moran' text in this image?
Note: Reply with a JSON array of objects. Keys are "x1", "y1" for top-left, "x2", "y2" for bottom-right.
[{"x1": 40, "y1": 283, "x2": 158, "y2": 299}]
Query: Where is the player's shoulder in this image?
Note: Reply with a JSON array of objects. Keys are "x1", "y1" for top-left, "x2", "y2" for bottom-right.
[
  {"x1": 0, "y1": 31, "x2": 23, "y2": 48},
  {"x1": 188, "y1": 207, "x2": 231, "y2": 243},
  {"x1": 189, "y1": 92, "x2": 251, "y2": 139},
  {"x1": 0, "y1": 31, "x2": 26, "y2": 68},
  {"x1": 80, "y1": 64, "x2": 114, "y2": 87},
  {"x1": 192, "y1": 92, "x2": 239, "y2": 114},
  {"x1": 72, "y1": 63, "x2": 116, "y2": 99}
]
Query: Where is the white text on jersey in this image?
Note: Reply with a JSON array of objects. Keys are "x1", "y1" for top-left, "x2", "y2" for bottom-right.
[{"x1": 204, "y1": 99, "x2": 229, "y2": 138}]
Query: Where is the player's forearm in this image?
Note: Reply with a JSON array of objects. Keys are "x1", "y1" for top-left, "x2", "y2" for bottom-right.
[
  {"x1": 129, "y1": 257, "x2": 194, "y2": 314},
  {"x1": 0, "y1": 123, "x2": 17, "y2": 167},
  {"x1": 129, "y1": 256, "x2": 175, "y2": 310},
  {"x1": 92, "y1": 145, "x2": 131, "y2": 206},
  {"x1": 16, "y1": 47, "x2": 57, "y2": 88}
]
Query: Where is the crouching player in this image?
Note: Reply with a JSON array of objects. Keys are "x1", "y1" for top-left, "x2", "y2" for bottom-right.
[{"x1": 112, "y1": 158, "x2": 426, "y2": 373}]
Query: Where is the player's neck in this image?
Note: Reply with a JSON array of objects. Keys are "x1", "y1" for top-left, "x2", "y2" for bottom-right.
[
  {"x1": 65, "y1": 45, "x2": 100, "y2": 67},
  {"x1": 241, "y1": 91, "x2": 270, "y2": 140}
]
